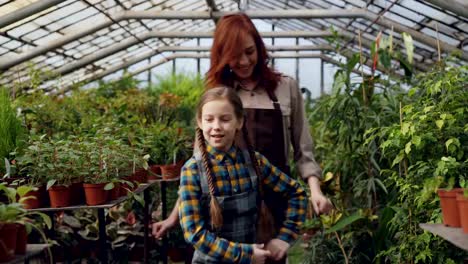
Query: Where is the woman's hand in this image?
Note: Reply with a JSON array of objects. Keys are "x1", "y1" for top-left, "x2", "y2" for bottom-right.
[
  {"x1": 310, "y1": 192, "x2": 333, "y2": 215},
  {"x1": 308, "y1": 176, "x2": 333, "y2": 215},
  {"x1": 252, "y1": 244, "x2": 271, "y2": 264},
  {"x1": 265, "y1": 239, "x2": 289, "y2": 261}
]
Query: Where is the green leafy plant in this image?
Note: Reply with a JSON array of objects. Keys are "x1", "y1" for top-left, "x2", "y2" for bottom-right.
[{"x1": 0, "y1": 88, "x2": 26, "y2": 175}]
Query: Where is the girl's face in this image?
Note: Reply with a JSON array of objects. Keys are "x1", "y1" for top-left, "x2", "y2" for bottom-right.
[
  {"x1": 228, "y1": 34, "x2": 258, "y2": 81},
  {"x1": 198, "y1": 99, "x2": 243, "y2": 152}
]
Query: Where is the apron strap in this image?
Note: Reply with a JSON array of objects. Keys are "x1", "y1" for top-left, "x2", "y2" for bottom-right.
[{"x1": 265, "y1": 88, "x2": 282, "y2": 112}]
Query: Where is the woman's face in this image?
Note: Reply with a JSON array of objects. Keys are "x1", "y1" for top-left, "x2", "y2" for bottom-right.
[{"x1": 228, "y1": 34, "x2": 258, "y2": 80}]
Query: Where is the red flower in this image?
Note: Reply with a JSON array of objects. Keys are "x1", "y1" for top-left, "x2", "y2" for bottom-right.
[{"x1": 126, "y1": 211, "x2": 136, "y2": 225}]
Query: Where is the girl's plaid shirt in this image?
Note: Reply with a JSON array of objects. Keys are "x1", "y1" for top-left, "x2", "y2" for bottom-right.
[{"x1": 178, "y1": 144, "x2": 307, "y2": 263}]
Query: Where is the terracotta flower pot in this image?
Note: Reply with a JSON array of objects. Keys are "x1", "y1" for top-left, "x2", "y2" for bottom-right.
[
  {"x1": 0, "y1": 223, "x2": 18, "y2": 262},
  {"x1": 109, "y1": 183, "x2": 121, "y2": 201},
  {"x1": 147, "y1": 165, "x2": 161, "y2": 182},
  {"x1": 438, "y1": 188, "x2": 463, "y2": 227},
  {"x1": 83, "y1": 183, "x2": 109, "y2": 205},
  {"x1": 21, "y1": 187, "x2": 43, "y2": 209},
  {"x1": 15, "y1": 224, "x2": 27, "y2": 254},
  {"x1": 160, "y1": 164, "x2": 179, "y2": 180},
  {"x1": 132, "y1": 168, "x2": 148, "y2": 183},
  {"x1": 48, "y1": 185, "x2": 72, "y2": 208},
  {"x1": 456, "y1": 193, "x2": 468, "y2": 234}
]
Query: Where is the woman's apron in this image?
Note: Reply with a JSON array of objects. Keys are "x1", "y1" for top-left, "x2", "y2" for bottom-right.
[{"x1": 239, "y1": 88, "x2": 290, "y2": 264}]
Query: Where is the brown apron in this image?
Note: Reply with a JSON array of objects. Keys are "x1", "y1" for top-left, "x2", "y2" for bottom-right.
[{"x1": 236, "y1": 86, "x2": 289, "y2": 264}]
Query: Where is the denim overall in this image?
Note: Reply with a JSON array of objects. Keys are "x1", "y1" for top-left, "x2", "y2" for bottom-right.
[{"x1": 191, "y1": 150, "x2": 258, "y2": 264}]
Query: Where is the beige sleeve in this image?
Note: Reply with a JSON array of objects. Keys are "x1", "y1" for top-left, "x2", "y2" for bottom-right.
[{"x1": 288, "y1": 78, "x2": 322, "y2": 180}]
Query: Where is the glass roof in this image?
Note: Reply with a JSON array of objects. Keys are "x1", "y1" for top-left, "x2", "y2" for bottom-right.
[{"x1": 0, "y1": 0, "x2": 466, "y2": 91}]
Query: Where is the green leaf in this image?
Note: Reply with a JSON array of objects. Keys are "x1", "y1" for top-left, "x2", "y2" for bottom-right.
[
  {"x1": 392, "y1": 152, "x2": 405, "y2": 167},
  {"x1": 405, "y1": 142, "x2": 412, "y2": 154},
  {"x1": 324, "y1": 211, "x2": 364, "y2": 234},
  {"x1": 379, "y1": 49, "x2": 391, "y2": 69},
  {"x1": 402, "y1": 32, "x2": 414, "y2": 64},
  {"x1": 401, "y1": 122, "x2": 410, "y2": 135},
  {"x1": 435, "y1": 120, "x2": 444, "y2": 129},
  {"x1": 46, "y1": 179, "x2": 56, "y2": 190},
  {"x1": 33, "y1": 212, "x2": 52, "y2": 229},
  {"x1": 347, "y1": 53, "x2": 360, "y2": 73},
  {"x1": 16, "y1": 185, "x2": 34, "y2": 198},
  {"x1": 374, "y1": 178, "x2": 388, "y2": 194},
  {"x1": 104, "y1": 182, "x2": 114, "y2": 191},
  {"x1": 445, "y1": 138, "x2": 460, "y2": 151},
  {"x1": 412, "y1": 136, "x2": 421, "y2": 147},
  {"x1": 63, "y1": 214, "x2": 81, "y2": 228},
  {"x1": 133, "y1": 193, "x2": 145, "y2": 207}
]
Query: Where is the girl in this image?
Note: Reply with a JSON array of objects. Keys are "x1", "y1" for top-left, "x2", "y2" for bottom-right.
[{"x1": 178, "y1": 87, "x2": 307, "y2": 263}]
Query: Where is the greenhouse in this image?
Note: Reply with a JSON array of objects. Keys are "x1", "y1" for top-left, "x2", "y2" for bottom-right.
[{"x1": 0, "y1": 0, "x2": 467, "y2": 263}]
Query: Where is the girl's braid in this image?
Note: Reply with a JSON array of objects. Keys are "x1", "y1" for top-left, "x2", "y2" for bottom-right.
[{"x1": 196, "y1": 128, "x2": 223, "y2": 229}]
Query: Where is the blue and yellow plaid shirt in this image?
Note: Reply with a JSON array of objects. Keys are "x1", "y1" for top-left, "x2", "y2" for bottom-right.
[{"x1": 179, "y1": 144, "x2": 307, "y2": 263}]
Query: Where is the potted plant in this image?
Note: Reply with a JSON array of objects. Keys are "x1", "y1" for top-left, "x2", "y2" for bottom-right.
[
  {"x1": 456, "y1": 177, "x2": 468, "y2": 233},
  {"x1": 82, "y1": 140, "x2": 111, "y2": 206},
  {"x1": 0, "y1": 183, "x2": 51, "y2": 261},
  {"x1": 44, "y1": 138, "x2": 80, "y2": 208}
]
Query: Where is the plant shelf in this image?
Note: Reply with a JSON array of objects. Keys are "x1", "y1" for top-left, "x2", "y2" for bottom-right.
[
  {"x1": 5, "y1": 244, "x2": 50, "y2": 264},
  {"x1": 419, "y1": 223, "x2": 468, "y2": 251}
]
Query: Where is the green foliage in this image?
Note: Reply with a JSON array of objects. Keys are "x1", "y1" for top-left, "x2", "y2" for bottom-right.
[
  {"x1": 305, "y1": 34, "x2": 466, "y2": 262},
  {"x1": 374, "y1": 64, "x2": 467, "y2": 263},
  {"x1": 0, "y1": 88, "x2": 26, "y2": 175},
  {"x1": 147, "y1": 72, "x2": 204, "y2": 125}
]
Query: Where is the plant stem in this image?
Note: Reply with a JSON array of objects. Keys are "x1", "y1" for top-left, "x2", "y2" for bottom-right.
[{"x1": 335, "y1": 231, "x2": 349, "y2": 264}]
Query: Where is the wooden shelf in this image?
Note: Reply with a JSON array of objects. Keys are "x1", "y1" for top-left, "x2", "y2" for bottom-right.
[
  {"x1": 419, "y1": 223, "x2": 468, "y2": 251},
  {"x1": 5, "y1": 244, "x2": 50, "y2": 264}
]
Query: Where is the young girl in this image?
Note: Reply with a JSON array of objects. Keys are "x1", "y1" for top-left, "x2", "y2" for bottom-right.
[{"x1": 178, "y1": 87, "x2": 307, "y2": 264}]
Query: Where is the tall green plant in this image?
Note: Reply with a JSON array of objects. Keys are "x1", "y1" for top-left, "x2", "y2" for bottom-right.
[
  {"x1": 147, "y1": 72, "x2": 204, "y2": 125},
  {"x1": 0, "y1": 88, "x2": 26, "y2": 175},
  {"x1": 372, "y1": 63, "x2": 467, "y2": 263}
]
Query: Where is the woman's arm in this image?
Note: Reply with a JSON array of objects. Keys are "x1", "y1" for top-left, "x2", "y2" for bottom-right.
[
  {"x1": 288, "y1": 77, "x2": 332, "y2": 214},
  {"x1": 179, "y1": 159, "x2": 254, "y2": 263}
]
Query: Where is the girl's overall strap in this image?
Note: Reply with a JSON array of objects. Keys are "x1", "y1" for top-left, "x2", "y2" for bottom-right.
[
  {"x1": 194, "y1": 151, "x2": 210, "y2": 194},
  {"x1": 241, "y1": 150, "x2": 258, "y2": 188}
]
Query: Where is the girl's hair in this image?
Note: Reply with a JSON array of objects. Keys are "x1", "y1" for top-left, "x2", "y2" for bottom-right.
[
  {"x1": 196, "y1": 86, "x2": 243, "y2": 123},
  {"x1": 197, "y1": 87, "x2": 275, "y2": 234},
  {"x1": 205, "y1": 13, "x2": 281, "y2": 92}
]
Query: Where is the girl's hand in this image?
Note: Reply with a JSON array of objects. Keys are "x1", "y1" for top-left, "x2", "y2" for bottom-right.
[
  {"x1": 265, "y1": 239, "x2": 289, "y2": 261},
  {"x1": 310, "y1": 192, "x2": 333, "y2": 215},
  {"x1": 252, "y1": 244, "x2": 271, "y2": 264}
]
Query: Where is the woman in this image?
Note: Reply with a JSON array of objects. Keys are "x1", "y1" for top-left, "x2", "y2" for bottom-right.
[{"x1": 153, "y1": 13, "x2": 332, "y2": 263}]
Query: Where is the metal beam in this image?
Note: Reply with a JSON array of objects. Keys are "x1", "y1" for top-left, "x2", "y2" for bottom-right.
[
  {"x1": 39, "y1": 32, "x2": 335, "y2": 78},
  {"x1": 205, "y1": 0, "x2": 219, "y2": 24},
  {"x1": 57, "y1": 47, "x2": 396, "y2": 93},
  {"x1": 424, "y1": 0, "x2": 468, "y2": 19},
  {"x1": 363, "y1": 11, "x2": 465, "y2": 60},
  {"x1": 0, "y1": 0, "x2": 63, "y2": 29},
  {"x1": 2, "y1": 8, "x2": 464, "y2": 71},
  {"x1": 55, "y1": 52, "x2": 379, "y2": 94}
]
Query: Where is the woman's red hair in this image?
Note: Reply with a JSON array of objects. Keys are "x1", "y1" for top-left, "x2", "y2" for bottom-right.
[{"x1": 205, "y1": 13, "x2": 281, "y2": 91}]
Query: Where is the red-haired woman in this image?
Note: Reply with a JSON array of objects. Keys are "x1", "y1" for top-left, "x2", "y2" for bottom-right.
[{"x1": 153, "y1": 13, "x2": 332, "y2": 263}]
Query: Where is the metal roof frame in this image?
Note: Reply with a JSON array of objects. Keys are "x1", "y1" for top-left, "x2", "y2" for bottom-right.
[{"x1": 0, "y1": 0, "x2": 466, "y2": 91}]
